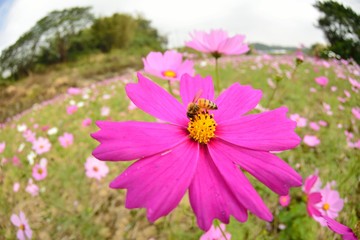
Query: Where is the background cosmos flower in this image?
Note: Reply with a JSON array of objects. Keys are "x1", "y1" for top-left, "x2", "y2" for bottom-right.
[
  {"x1": 91, "y1": 73, "x2": 302, "y2": 231},
  {"x1": 10, "y1": 211, "x2": 32, "y2": 240}
]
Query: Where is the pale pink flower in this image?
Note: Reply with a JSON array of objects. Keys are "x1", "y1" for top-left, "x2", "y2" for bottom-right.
[
  {"x1": 84, "y1": 156, "x2": 109, "y2": 181},
  {"x1": 315, "y1": 76, "x2": 329, "y2": 86},
  {"x1": 200, "y1": 223, "x2": 231, "y2": 240},
  {"x1": 323, "y1": 103, "x2": 333, "y2": 116},
  {"x1": 318, "y1": 120, "x2": 327, "y2": 127},
  {"x1": 32, "y1": 137, "x2": 51, "y2": 155},
  {"x1": 338, "y1": 97, "x2": 347, "y2": 103},
  {"x1": 32, "y1": 158, "x2": 47, "y2": 181},
  {"x1": 344, "y1": 131, "x2": 354, "y2": 140},
  {"x1": 82, "y1": 118, "x2": 92, "y2": 127},
  {"x1": 303, "y1": 135, "x2": 320, "y2": 147},
  {"x1": 23, "y1": 130, "x2": 36, "y2": 143},
  {"x1": 309, "y1": 122, "x2": 320, "y2": 131},
  {"x1": 352, "y1": 108, "x2": 360, "y2": 120},
  {"x1": 58, "y1": 133, "x2": 74, "y2": 148},
  {"x1": 290, "y1": 114, "x2": 307, "y2": 127},
  {"x1": 143, "y1": 50, "x2": 195, "y2": 81},
  {"x1": 331, "y1": 86, "x2": 337, "y2": 92},
  {"x1": 128, "y1": 100, "x2": 137, "y2": 111},
  {"x1": 349, "y1": 77, "x2": 360, "y2": 89},
  {"x1": 186, "y1": 29, "x2": 249, "y2": 57},
  {"x1": 279, "y1": 194, "x2": 291, "y2": 207},
  {"x1": 12, "y1": 156, "x2": 21, "y2": 166},
  {"x1": 344, "y1": 90, "x2": 351, "y2": 98},
  {"x1": 313, "y1": 184, "x2": 344, "y2": 226},
  {"x1": 67, "y1": 87, "x2": 82, "y2": 95},
  {"x1": 310, "y1": 87, "x2": 317, "y2": 93},
  {"x1": 66, "y1": 105, "x2": 78, "y2": 115},
  {"x1": 101, "y1": 106, "x2": 110, "y2": 117},
  {"x1": 13, "y1": 182, "x2": 20, "y2": 192},
  {"x1": 0, "y1": 141, "x2": 5, "y2": 153},
  {"x1": 10, "y1": 211, "x2": 32, "y2": 240},
  {"x1": 25, "y1": 179, "x2": 39, "y2": 196}
]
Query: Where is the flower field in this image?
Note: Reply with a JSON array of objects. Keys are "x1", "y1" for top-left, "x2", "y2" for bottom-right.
[{"x1": 0, "y1": 52, "x2": 359, "y2": 239}]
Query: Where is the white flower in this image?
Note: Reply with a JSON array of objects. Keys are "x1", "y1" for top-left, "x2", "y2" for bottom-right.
[
  {"x1": 17, "y1": 124, "x2": 27, "y2": 132},
  {"x1": 47, "y1": 127, "x2": 58, "y2": 135},
  {"x1": 17, "y1": 143, "x2": 25, "y2": 152},
  {"x1": 27, "y1": 151, "x2": 36, "y2": 165},
  {"x1": 77, "y1": 101, "x2": 84, "y2": 108},
  {"x1": 69, "y1": 100, "x2": 76, "y2": 105}
]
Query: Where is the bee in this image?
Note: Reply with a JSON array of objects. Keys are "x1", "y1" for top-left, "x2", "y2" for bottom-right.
[{"x1": 187, "y1": 90, "x2": 218, "y2": 119}]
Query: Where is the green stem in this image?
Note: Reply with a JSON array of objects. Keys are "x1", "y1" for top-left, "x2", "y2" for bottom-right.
[
  {"x1": 266, "y1": 85, "x2": 278, "y2": 109},
  {"x1": 214, "y1": 220, "x2": 229, "y2": 240},
  {"x1": 167, "y1": 80, "x2": 174, "y2": 96},
  {"x1": 215, "y1": 57, "x2": 220, "y2": 95}
]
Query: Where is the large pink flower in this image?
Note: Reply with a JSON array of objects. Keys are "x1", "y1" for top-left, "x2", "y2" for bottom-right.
[
  {"x1": 143, "y1": 50, "x2": 194, "y2": 81},
  {"x1": 186, "y1": 29, "x2": 249, "y2": 57},
  {"x1": 10, "y1": 211, "x2": 32, "y2": 240},
  {"x1": 91, "y1": 73, "x2": 302, "y2": 231}
]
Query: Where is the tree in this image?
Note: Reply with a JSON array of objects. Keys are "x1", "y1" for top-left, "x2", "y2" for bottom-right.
[
  {"x1": 0, "y1": 7, "x2": 94, "y2": 79},
  {"x1": 314, "y1": 1, "x2": 360, "y2": 63}
]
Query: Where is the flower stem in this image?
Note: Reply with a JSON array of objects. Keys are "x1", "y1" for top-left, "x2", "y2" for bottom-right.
[
  {"x1": 214, "y1": 220, "x2": 229, "y2": 240},
  {"x1": 266, "y1": 75, "x2": 282, "y2": 109},
  {"x1": 215, "y1": 57, "x2": 220, "y2": 95},
  {"x1": 167, "y1": 80, "x2": 174, "y2": 96}
]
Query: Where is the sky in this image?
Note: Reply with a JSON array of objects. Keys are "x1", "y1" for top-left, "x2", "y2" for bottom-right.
[{"x1": 0, "y1": 0, "x2": 359, "y2": 52}]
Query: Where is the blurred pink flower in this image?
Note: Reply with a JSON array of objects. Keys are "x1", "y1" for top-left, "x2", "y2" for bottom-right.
[
  {"x1": 331, "y1": 86, "x2": 337, "y2": 92},
  {"x1": 0, "y1": 141, "x2": 5, "y2": 153},
  {"x1": 84, "y1": 156, "x2": 109, "y2": 181},
  {"x1": 313, "y1": 184, "x2": 344, "y2": 226},
  {"x1": 303, "y1": 135, "x2": 321, "y2": 147},
  {"x1": 324, "y1": 215, "x2": 358, "y2": 240},
  {"x1": 352, "y1": 108, "x2": 360, "y2": 120},
  {"x1": 303, "y1": 171, "x2": 322, "y2": 194},
  {"x1": 32, "y1": 158, "x2": 47, "y2": 181},
  {"x1": 23, "y1": 130, "x2": 36, "y2": 143},
  {"x1": 32, "y1": 137, "x2": 51, "y2": 155},
  {"x1": 344, "y1": 90, "x2": 351, "y2": 98},
  {"x1": 10, "y1": 211, "x2": 32, "y2": 240},
  {"x1": 186, "y1": 29, "x2": 249, "y2": 57},
  {"x1": 82, "y1": 118, "x2": 92, "y2": 127},
  {"x1": 318, "y1": 120, "x2": 327, "y2": 127},
  {"x1": 303, "y1": 172, "x2": 322, "y2": 217},
  {"x1": 13, "y1": 182, "x2": 20, "y2": 192},
  {"x1": 12, "y1": 156, "x2": 21, "y2": 166},
  {"x1": 128, "y1": 100, "x2": 137, "y2": 111},
  {"x1": 58, "y1": 133, "x2": 74, "y2": 148},
  {"x1": 66, "y1": 105, "x2": 78, "y2": 115},
  {"x1": 309, "y1": 122, "x2": 320, "y2": 131},
  {"x1": 25, "y1": 179, "x2": 39, "y2": 196},
  {"x1": 290, "y1": 114, "x2": 307, "y2": 127},
  {"x1": 143, "y1": 50, "x2": 194, "y2": 81},
  {"x1": 310, "y1": 87, "x2": 317, "y2": 93},
  {"x1": 200, "y1": 223, "x2": 231, "y2": 240},
  {"x1": 349, "y1": 77, "x2": 360, "y2": 89},
  {"x1": 279, "y1": 194, "x2": 291, "y2": 207},
  {"x1": 67, "y1": 87, "x2": 82, "y2": 95},
  {"x1": 101, "y1": 106, "x2": 110, "y2": 117},
  {"x1": 91, "y1": 73, "x2": 302, "y2": 230},
  {"x1": 315, "y1": 76, "x2": 329, "y2": 86}
]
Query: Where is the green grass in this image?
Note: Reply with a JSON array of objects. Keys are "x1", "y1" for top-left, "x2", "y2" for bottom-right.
[{"x1": 0, "y1": 55, "x2": 359, "y2": 239}]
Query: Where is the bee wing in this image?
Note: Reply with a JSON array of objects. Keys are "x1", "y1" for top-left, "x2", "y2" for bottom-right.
[{"x1": 192, "y1": 89, "x2": 203, "y2": 103}]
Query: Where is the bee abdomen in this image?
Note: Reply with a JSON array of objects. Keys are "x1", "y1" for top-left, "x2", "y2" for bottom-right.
[{"x1": 198, "y1": 98, "x2": 218, "y2": 110}]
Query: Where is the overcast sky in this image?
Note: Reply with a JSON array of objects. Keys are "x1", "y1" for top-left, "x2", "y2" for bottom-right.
[{"x1": 0, "y1": 0, "x2": 359, "y2": 52}]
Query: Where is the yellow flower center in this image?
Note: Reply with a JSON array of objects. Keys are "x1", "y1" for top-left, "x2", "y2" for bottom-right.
[
  {"x1": 322, "y1": 203, "x2": 330, "y2": 211},
  {"x1": 38, "y1": 168, "x2": 43, "y2": 174},
  {"x1": 93, "y1": 166, "x2": 99, "y2": 172},
  {"x1": 19, "y1": 224, "x2": 25, "y2": 230},
  {"x1": 162, "y1": 70, "x2": 177, "y2": 78},
  {"x1": 187, "y1": 113, "x2": 216, "y2": 144}
]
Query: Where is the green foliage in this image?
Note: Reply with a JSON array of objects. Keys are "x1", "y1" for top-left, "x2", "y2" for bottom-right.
[{"x1": 314, "y1": 0, "x2": 360, "y2": 63}]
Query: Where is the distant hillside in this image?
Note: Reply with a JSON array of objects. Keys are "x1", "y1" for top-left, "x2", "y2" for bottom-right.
[{"x1": 251, "y1": 43, "x2": 309, "y2": 54}]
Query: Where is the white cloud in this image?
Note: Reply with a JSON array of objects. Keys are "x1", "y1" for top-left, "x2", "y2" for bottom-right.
[{"x1": 0, "y1": 0, "x2": 359, "y2": 52}]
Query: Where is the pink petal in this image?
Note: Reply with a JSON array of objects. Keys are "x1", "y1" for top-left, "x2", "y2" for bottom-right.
[
  {"x1": 126, "y1": 73, "x2": 188, "y2": 125},
  {"x1": 189, "y1": 146, "x2": 247, "y2": 231},
  {"x1": 109, "y1": 140, "x2": 199, "y2": 222},
  {"x1": 11, "y1": 214, "x2": 21, "y2": 226},
  {"x1": 307, "y1": 192, "x2": 322, "y2": 217},
  {"x1": 92, "y1": 121, "x2": 188, "y2": 161},
  {"x1": 331, "y1": 199, "x2": 344, "y2": 212},
  {"x1": 217, "y1": 107, "x2": 300, "y2": 151},
  {"x1": 214, "y1": 83, "x2": 262, "y2": 123},
  {"x1": 218, "y1": 35, "x2": 249, "y2": 55},
  {"x1": 304, "y1": 175, "x2": 318, "y2": 194},
  {"x1": 324, "y1": 216, "x2": 358, "y2": 240},
  {"x1": 17, "y1": 230, "x2": 25, "y2": 240},
  {"x1": 180, "y1": 74, "x2": 214, "y2": 106},
  {"x1": 25, "y1": 228, "x2": 32, "y2": 239},
  {"x1": 210, "y1": 139, "x2": 302, "y2": 195},
  {"x1": 208, "y1": 142, "x2": 273, "y2": 221}
]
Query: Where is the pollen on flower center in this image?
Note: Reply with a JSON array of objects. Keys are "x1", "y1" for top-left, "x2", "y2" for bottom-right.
[
  {"x1": 38, "y1": 168, "x2": 43, "y2": 174},
  {"x1": 19, "y1": 224, "x2": 25, "y2": 230},
  {"x1": 162, "y1": 70, "x2": 177, "y2": 78},
  {"x1": 323, "y1": 203, "x2": 330, "y2": 211},
  {"x1": 93, "y1": 166, "x2": 99, "y2": 172},
  {"x1": 187, "y1": 113, "x2": 216, "y2": 144}
]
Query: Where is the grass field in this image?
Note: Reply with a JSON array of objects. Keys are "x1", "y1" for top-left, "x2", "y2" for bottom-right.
[{"x1": 0, "y1": 54, "x2": 359, "y2": 239}]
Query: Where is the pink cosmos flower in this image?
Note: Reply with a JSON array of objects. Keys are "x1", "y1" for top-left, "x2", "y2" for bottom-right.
[
  {"x1": 331, "y1": 86, "x2": 337, "y2": 92},
  {"x1": 143, "y1": 50, "x2": 195, "y2": 81},
  {"x1": 82, "y1": 118, "x2": 92, "y2": 127},
  {"x1": 32, "y1": 158, "x2": 47, "y2": 181},
  {"x1": 344, "y1": 90, "x2": 351, "y2": 98},
  {"x1": 318, "y1": 120, "x2": 327, "y2": 127},
  {"x1": 279, "y1": 194, "x2": 291, "y2": 207},
  {"x1": 315, "y1": 76, "x2": 329, "y2": 86},
  {"x1": 23, "y1": 130, "x2": 36, "y2": 143},
  {"x1": 200, "y1": 223, "x2": 231, "y2": 240},
  {"x1": 66, "y1": 105, "x2": 78, "y2": 115},
  {"x1": 313, "y1": 184, "x2": 344, "y2": 226},
  {"x1": 12, "y1": 156, "x2": 21, "y2": 166},
  {"x1": 84, "y1": 156, "x2": 109, "y2": 181},
  {"x1": 32, "y1": 137, "x2": 51, "y2": 155},
  {"x1": 91, "y1": 73, "x2": 302, "y2": 230},
  {"x1": 324, "y1": 215, "x2": 358, "y2": 240},
  {"x1": 58, "y1": 133, "x2": 74, "y2": 148},
  {"x1": 303, "y1": 135, "x2": 321, "y2": 147},
  {"x1": 309, "y1": 122, "x2": 320, "y2": 131},
  {"x1": 101, "y1": 106, "x2": 110, "y2": 117},
  {"x1": 67, "y1": 87, "x2": 82, "y2": 95},
  {"x1": 352, "y1": 108, "x2": 360, "y2": 120},
  {"x1": 25, "y1": 179, "x2": 39, "y2": 196},
  {"x1": 13, "y1": 182, "x2": 20, "y2": 192},
  {"x1": 186, "y1": 29, "x2": 249, "y2": 57},
  {"x1": 290, "y1": 114, "x2": 307, "y2": 127},
  {"x1": 10, "y1": 211, "x2": 32, "y2": 240},
  {"x1": 0, "y1": 141, "x2": 5, "y2": 153},
  {"x1": 349, "y1": 77, "x2": 360, "y2": 89},
  {"x1": 303, "y1": 173, "x2": 322, "y2": 217}
]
